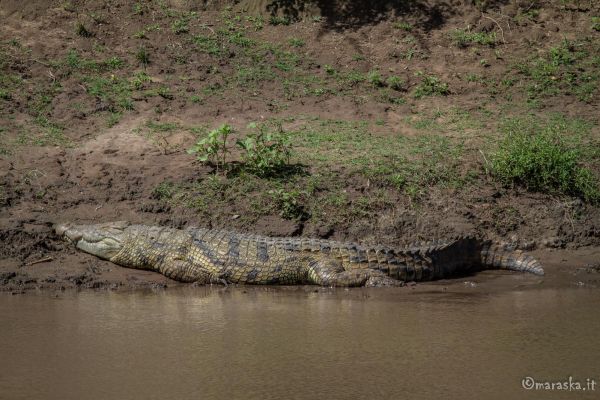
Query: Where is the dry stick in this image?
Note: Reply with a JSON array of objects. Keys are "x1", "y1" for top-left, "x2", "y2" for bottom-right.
[
  {"x1": 479, "y1": 149, "x2": 491, "y2": 175},
  {"x1": 481, "y1": 13, "x2": 506, "y2": 44},
  {"x1": 26, "y1": 257, "x2": 53, "y2": 266},
  {"x1": 199, "y1": 24, "x2": 216, "y2": 35}
]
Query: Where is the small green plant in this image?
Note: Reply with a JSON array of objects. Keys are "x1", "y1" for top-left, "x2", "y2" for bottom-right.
[
  {"x1": 190, "y1": 94, "x2": 202, "y2": 104},
  {"x1": 269, "y1": 15, "x2": 291, "y2": 26},
  {"x1": 367, "y1": 70, "x2": 385, "y2": 87},
  {"x1": 324, "y1": 64, "x2": 336, "y2": 75},
  {"x1": 131, "y1": 71, "x2": 151, "y2": 89},
  {"x1": 106, "y1": 112, "x2": 122, "y2": 127},
  {"x1": 386, "y1": 75, "x2": 405, "y2": 90},
  {"x1": 236, "y1": 122, "x2": 292, "y2": 177},
  {"x1": 187, "y1": 124, "x2": 233, "y2": 172},
  {"x1": 492, "y1": 117, "x2": 599, "y2": 203},
  {"x1": 157, "y1": 86, "x2": 173, "y2": 99},
  {"x1": 63, "y1": 2, "x2": 76, "y2": 12},
  {"x1": 171, "y1": 18, "x2": 189, "y2": 34},
  {"x1": 393, "y1": 22, "x2": 413, "y2": 31},
  {"x1": 136, "y1": 46, "x2": 150, "y2": 66},
  {"x1": 269, "y1": 188, "x2": 306, "y2": 220},
  {"x1": 104, "y1": 56, "x2": 124, "y2": 69},
  {"x1": 152, "y1": 181, "x2": 175, "y2": 200},
  {"x1": 89, "y1": 12, "x2": 106, "y2": 24},
  {"x1": 75, "y1": 21, "x2": 93, "y2": 37},
  {"x1": 133, "y1": 2, "x2": 144, "y2": 15},
  {"x1": 0, "y1": 89, "x2": 11, "y2": 100},
  {"x1": 592, "y1": 16, "x2": 600, "y2": 32},
  {"x1": 413, "y1": 75, "x2": 450, "y2": 98},
  {"x1": 288, "y1": 37, "x2": 305, "y2": 47},
  {"x1": 451, "y1": 29, "x2": 496, "y2": 48}
]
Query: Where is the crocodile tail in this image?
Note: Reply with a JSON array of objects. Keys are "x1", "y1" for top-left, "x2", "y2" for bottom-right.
[{"x1": 480, "y1": 242, "x2": 544, "y2": 276}]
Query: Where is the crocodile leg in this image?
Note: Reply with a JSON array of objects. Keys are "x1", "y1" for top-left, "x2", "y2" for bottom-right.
[{"x1": 306, "y1": 260, "x2": 402, "y2": 287}]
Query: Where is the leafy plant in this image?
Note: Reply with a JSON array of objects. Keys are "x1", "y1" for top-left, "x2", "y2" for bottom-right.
[
  {"x1": 187, "y1": 124, "x2": 233, "y2": 172},
  {"x1": 413, "y1": 75, "x2": 450, "y2": 98},
  {"x1": 269, "y1": 188, "x2": 307, "y2": 220},
  {"x1": 236, "y1": 122, "x2": 292, "y2": 177}
]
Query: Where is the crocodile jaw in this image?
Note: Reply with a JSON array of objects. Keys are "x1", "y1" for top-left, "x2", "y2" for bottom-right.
[{"x1": 55, "y1": 221, "x2": 129, "y2": 260}]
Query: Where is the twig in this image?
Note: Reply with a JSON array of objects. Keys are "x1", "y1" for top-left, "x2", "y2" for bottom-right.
[
  {"x1": 479, "y1": 149, "x2": 491, "y2": 175},
  {"x1": 6, "y1": 52, "x2": 51, "y2": 67},
  {"x1": 199, "y1": 24, "x2": 215, "y2": 35},
  {"x1": 26, "y1": 257, "x2": 53, "y2": 266},
  {"x1": 482, "y1": 13, "x2": 506, "y2": 44}
]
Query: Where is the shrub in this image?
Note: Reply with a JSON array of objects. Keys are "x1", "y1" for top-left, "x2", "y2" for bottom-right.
[
  {"x1": 492, "y1": 117, "x2": 599, "y2": 203},
  {"x1": 236, "y1": 122, "x2": 292, "y2": 177},
  {"x1": 187, "y1": 124, "x2": 233, "y2": 172}
]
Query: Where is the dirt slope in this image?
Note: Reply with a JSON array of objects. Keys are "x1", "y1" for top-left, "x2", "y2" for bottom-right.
[{"x1": 1, "y1": 0, "x2": 599, "y2": 292}]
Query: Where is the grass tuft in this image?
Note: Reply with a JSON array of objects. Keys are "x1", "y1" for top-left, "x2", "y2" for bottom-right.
[{"x1": 492, "y1": 115, "x2": 599, "y2": 203}]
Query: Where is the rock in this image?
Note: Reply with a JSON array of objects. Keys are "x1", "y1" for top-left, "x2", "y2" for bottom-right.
[{"x1": 541, "y1": 237, "x2": 565, "y2": 248}]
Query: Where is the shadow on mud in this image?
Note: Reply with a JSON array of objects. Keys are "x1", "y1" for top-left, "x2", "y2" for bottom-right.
[{"x1": 266, "y1": 0, "x2": 511, "y2": 31}]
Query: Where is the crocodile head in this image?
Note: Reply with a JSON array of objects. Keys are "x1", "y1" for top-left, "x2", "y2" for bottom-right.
[{"x1": 55, "y1": 221, "x2": 130, "y2": 260}]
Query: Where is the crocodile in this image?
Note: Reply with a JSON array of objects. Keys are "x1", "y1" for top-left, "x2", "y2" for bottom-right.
[{"x1": 55, "y1": 221, "x2": 544, "y2": 287}]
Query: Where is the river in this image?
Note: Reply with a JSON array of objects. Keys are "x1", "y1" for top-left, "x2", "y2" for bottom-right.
[{"x1": 1, "y1": 274, "x2": 599, "y2": 399}]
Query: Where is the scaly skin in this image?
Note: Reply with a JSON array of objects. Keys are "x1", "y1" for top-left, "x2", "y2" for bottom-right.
[{"x1": 55, "y1": 221, "x2": 544, "y2": 287}]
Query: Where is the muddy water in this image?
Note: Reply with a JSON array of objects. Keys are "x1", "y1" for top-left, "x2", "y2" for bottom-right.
[{"x1": 1, "y1": 281, "x2": 599, "y2": 400}]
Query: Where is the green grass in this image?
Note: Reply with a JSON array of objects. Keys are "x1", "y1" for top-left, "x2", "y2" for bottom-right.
[
  {"x1": 386, "y1": 75, "x2": 405, "y2": 90},
  {"x1": 492, "y1": 115, "x2": 599, "y2": 203},
  {"x1": 451, "y1": 29, "x2": 496, "y2": 48},
  {"x1": 171, "y1": 18, "x2": 189, "y2": 34},
  {"x1": 288, "y1": 37, "x2": 305, "y2": 47},
  {"x1": 512, "y1": 39, "x2": 598, "y2": 104},
  {"x1": 288, "y1": 117, "x2": 467, "y2": 198},
  {"x1": 269, "y1": 16, "x2": 291, "y2": 26},
  {"x1": 413, "y1": 75, "x2": 450, "y2": 98},
  {"x1": 392, "y1": 22, "x2": 413, "y2": 31},
  {"x1": 136, "y1": 46, "x2": 150, "y2": 66},
  {"x1": 83, "y1": 75, "x2": 133, "y2": 111},
  {"x1": 367, "y1": 70, "x2": 385, "y2": 87}
]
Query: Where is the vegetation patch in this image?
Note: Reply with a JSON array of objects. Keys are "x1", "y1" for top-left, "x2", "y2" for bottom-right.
[
  {"x1": 451, "y1": 28, "x2": 497, "y2": 48},
  {"x1": 512, "y1": 39, "x2": 598, "y2": 104},
  {"x1": 413, "y1": 74, "x2": 450, "y2": 98},
  {"x1": 492, "y1": 115, "x2": 599, "y2": 203}
]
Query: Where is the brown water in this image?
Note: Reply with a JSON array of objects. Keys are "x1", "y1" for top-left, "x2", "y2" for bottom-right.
[{"x1": 1, "y1": 280, "x2": 599, "y2": 400}]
